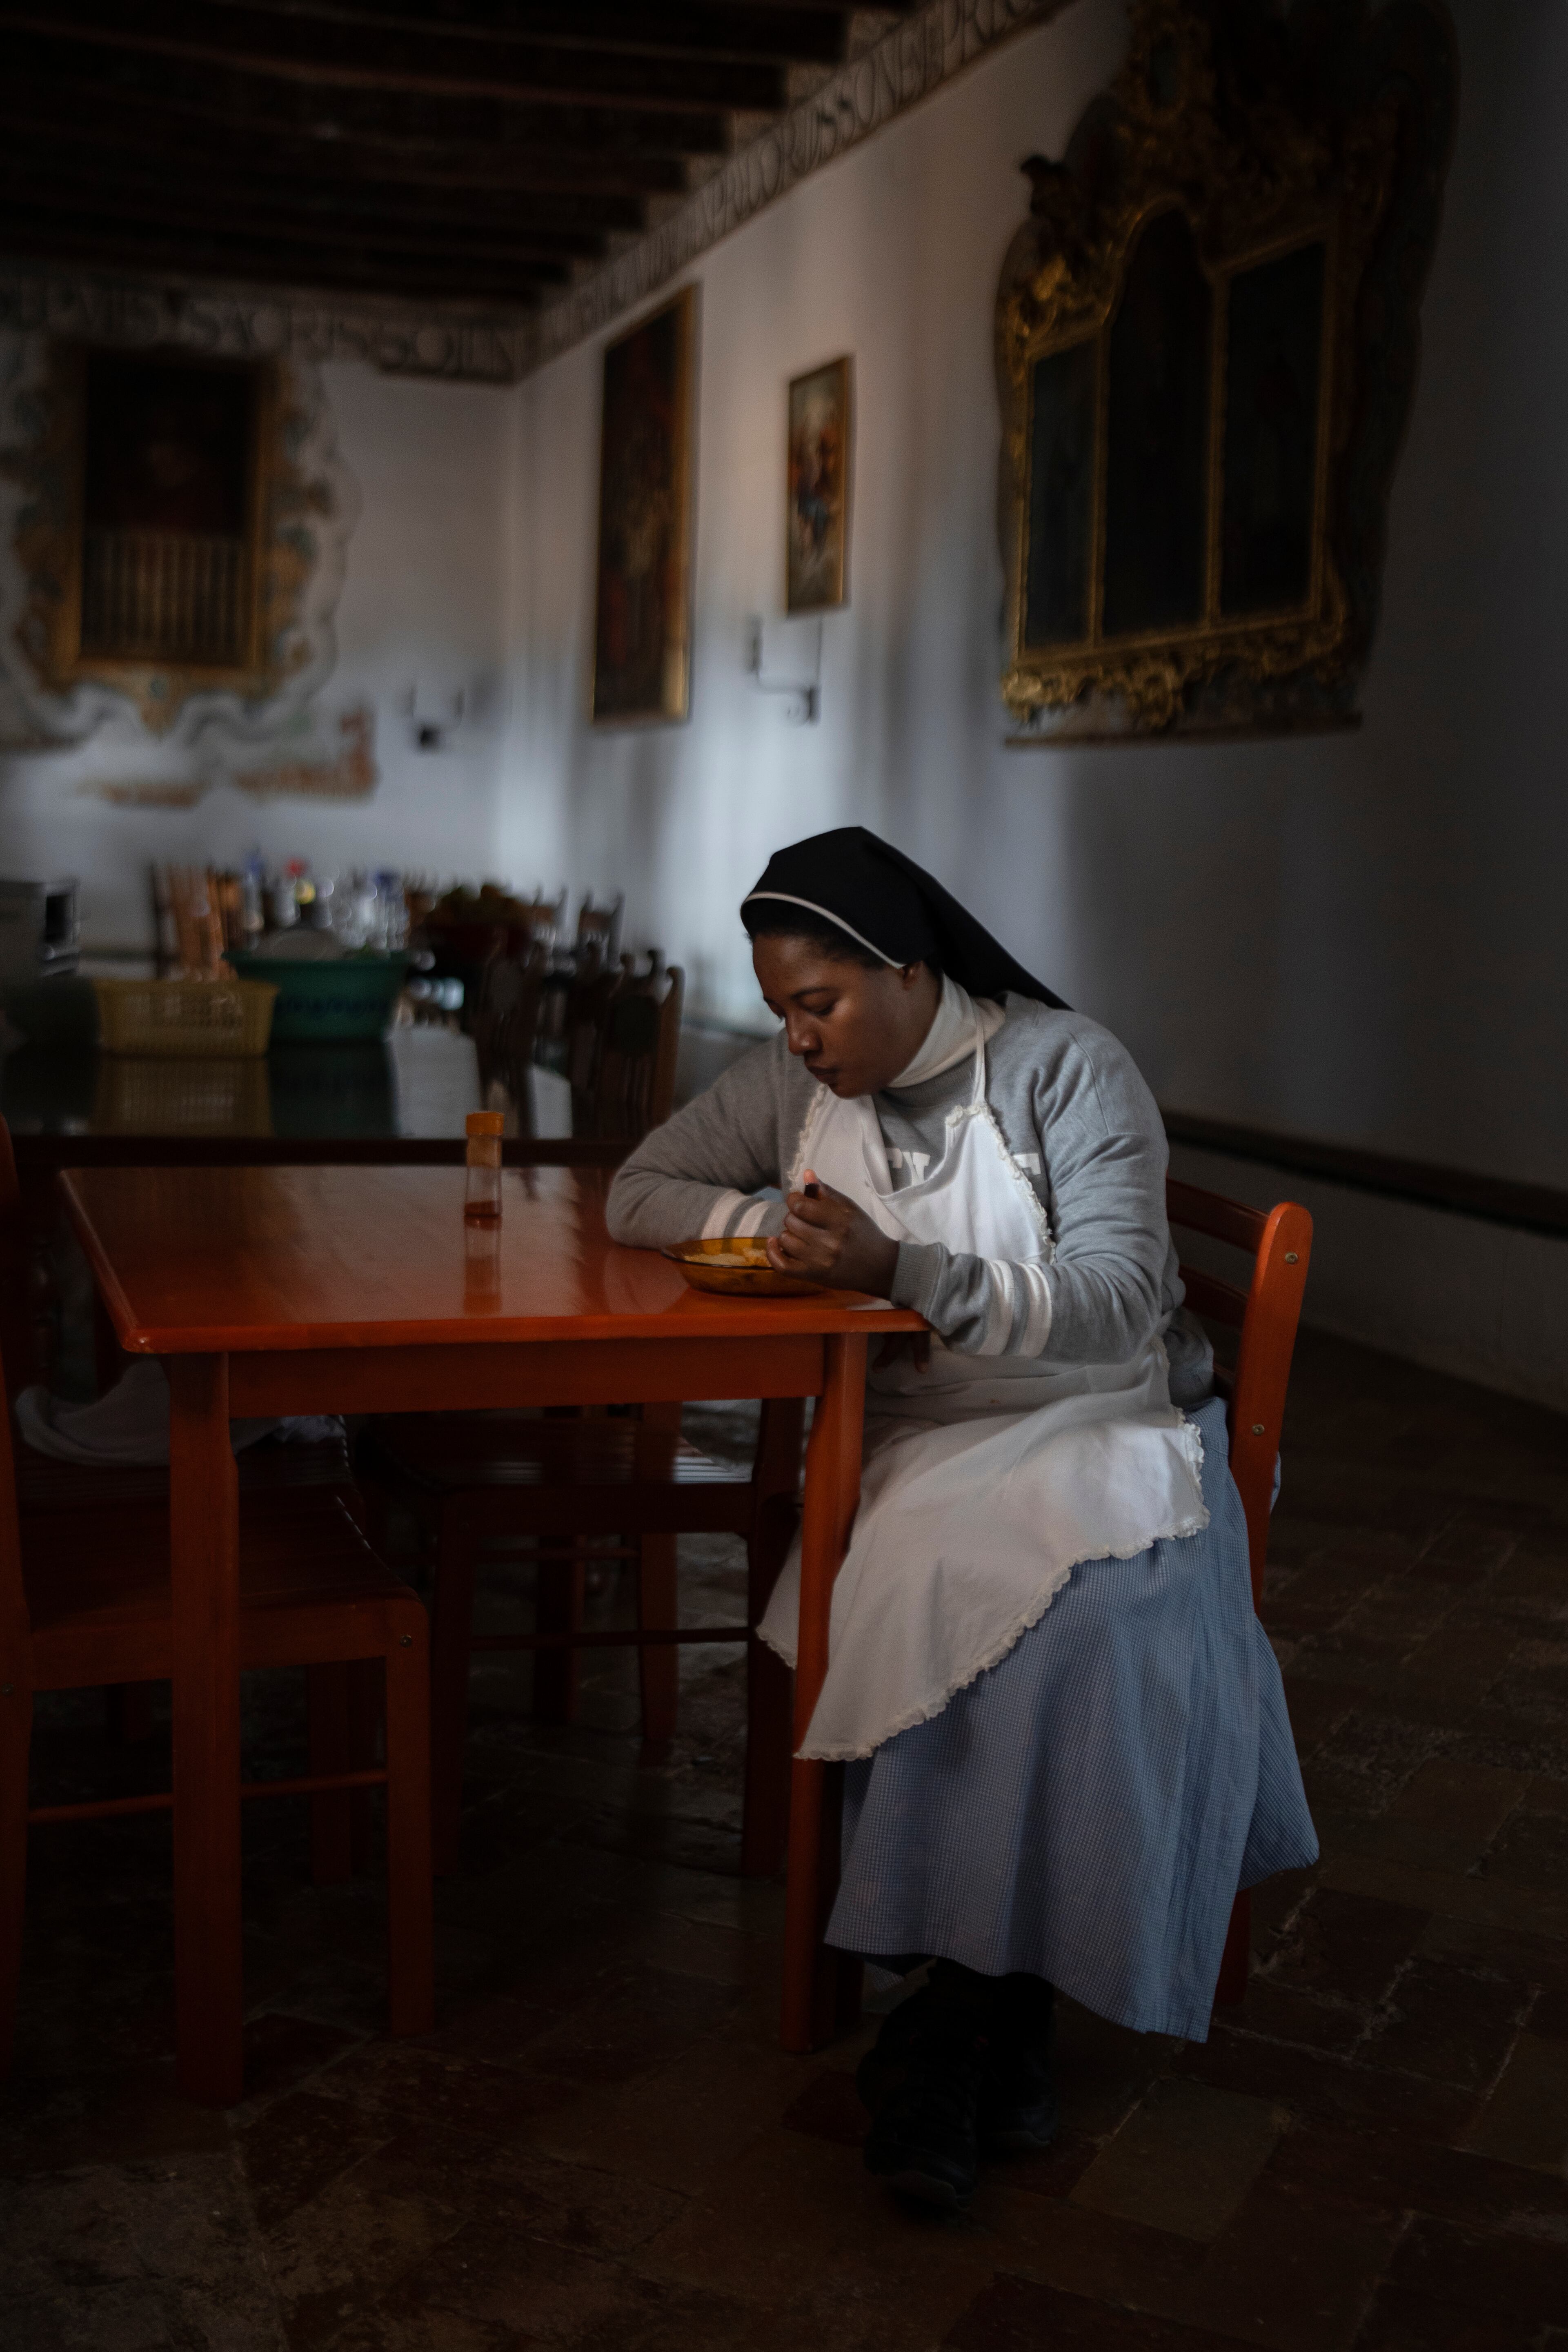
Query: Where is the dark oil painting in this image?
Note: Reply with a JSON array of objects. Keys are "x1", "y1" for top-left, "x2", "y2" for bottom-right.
[
  {"x1": 1220, "y1": 239, "x2": 1326, "y2": 616},
  {"x1": 82, "y1": 352, "x2": 254, "y2": 540},
  {"x1": 592, "y1": 287, "x2": 696, "y2": 724},
  {"x1": 1102, "y1": 208, "x2": 1212, "y2": 639},
  {"x1": 1023, "y1": 336, "x2": 1096, "y2": 648}
]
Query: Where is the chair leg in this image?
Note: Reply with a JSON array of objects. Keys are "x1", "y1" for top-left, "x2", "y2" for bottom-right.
[
  {"x1": 741, "y1": 1491, "x2": 797, "y2": 1879},
  {"x1": 382, "y1": 1635, "x2": 435, "y2": 2038},
  {"x1": 307, "y1": 1663, "x2": 354, "y2": 1885},
  {"x1": 532, "y1": 1552, "x2": 584, "y2": 1726},
  {"x1": 0, "y1": 1682, "x2": 33, "y2": 2077},
  {"x1": 348, "y1": 1660, "x2": 381, "y2": 1875},
  {"x1": 429, "y1": 1510, "x2": 480, "y2": 1878},
  {"x1": 105, "y1": 1681, "x2": 158, "y2": 1744},
  {"x1": 636, "y1": 1532, "x2": 679, "y2": 1755},
  {"x1": 741, "y1": 1638, "x2": 793, "y2": 1879},
  {"x1": 1214, "y1": 1888, "x2": 1251, "y2": 2007}
]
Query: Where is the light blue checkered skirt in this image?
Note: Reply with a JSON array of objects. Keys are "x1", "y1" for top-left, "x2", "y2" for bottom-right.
[{"x1": 828, "y1": 1398, "x2": 1316, "y2": 2040}]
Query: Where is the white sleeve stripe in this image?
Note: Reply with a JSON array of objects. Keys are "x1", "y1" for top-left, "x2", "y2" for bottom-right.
[
  {"x1": 734, "y1": 1198, "x2": 772, "y2": 1236},
  {"x1": 976, "y1": 1259, "x2": 1015, "y2": 1356},
  {"x1": 701, "y1": 1190, "x2": 749, "y2": 1238},
  {"x1": 1015, "y1": 1260, "x2": 1054, "y2": 1356}
]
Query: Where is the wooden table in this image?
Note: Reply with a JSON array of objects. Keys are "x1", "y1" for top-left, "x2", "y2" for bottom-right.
[{"x1": 61, "y1": 1161, "x2": 923, "y2": 2105}]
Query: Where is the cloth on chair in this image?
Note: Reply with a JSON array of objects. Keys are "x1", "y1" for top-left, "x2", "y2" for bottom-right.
[
  {"x1": 827, "y1": 1399, "x2": 1317, "y2": 2042},
  {"x1": 16, "y1": 1357, "x2": 343, "y2": 1467}
]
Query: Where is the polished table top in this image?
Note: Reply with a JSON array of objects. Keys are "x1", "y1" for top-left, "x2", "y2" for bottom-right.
[{"x1": 62, "y1": 1162, "x2": 924, "y2": 1355}]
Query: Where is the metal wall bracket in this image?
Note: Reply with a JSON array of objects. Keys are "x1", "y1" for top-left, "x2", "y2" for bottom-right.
[{"x1": 744, "y1": 616, "x2": 821, "y2": 724}]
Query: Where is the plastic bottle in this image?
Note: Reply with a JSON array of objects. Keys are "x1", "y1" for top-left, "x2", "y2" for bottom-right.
[{"x1": 464, "y1": 1110, "x2": 504, "y2": 1223}]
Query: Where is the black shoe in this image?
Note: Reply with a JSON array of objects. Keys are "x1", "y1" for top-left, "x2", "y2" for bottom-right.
[
  {"x1": 858, "y1": 1972, "x2": 985, "y2": 2210},
  {"x1": 979, "y1": 1974, "x2": 1059, "y2": 2155},
  {"x1": 858, "y1": 1967, "x2": 1059, "y2": 2165}
]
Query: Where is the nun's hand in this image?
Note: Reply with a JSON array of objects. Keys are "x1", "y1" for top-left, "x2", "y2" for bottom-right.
[{"x1": 768, "y1": 1170, "x2": 899, "y2": 1296}]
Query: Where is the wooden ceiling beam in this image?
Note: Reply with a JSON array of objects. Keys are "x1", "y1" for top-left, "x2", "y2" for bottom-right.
[
  {"x1": 217, "y1": 1, "x2": 860, "y2": 67},
  {"x1": 0, "y1": 119, "x2": 648, "y2": 237},
  {"x1": 0, "y1": 72, "x2": 689, "y2": 198},
  {"x1": 4, "y1": 169, "x2": 607, "y2": 269},
  {"x1": 2, "y1": 213, "x2": 560, "y2": 304},
  {"x1": 1, "y1": 36, "x2": 733, "y2": 153},
  {"x1": 0, "y1": 6, "x2": 790, "y2": 114}
]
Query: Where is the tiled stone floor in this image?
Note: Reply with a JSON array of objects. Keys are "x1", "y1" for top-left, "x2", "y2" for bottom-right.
[{"x1": 4, "y1": 1332, "x2": 1567, "y2": 2351}]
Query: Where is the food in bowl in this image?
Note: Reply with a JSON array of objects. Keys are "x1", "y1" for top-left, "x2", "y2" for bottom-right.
[{"x1": 661, "y1": 1235, "x2": 825, "y2": 1297}]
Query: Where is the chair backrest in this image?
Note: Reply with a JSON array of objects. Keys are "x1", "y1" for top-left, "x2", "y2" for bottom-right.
[
  {"x1": 514, "y1": 893, "x2": 566, "y2": 955},
  {"x1": 574, "y1": 894, "x2": 623, "y2": 972},
  {"x1": 1165, "y1": 1177, "x2": 1312, "y2": 1609},
  {"x1": 573, "y1": 966, "x2": 684, "y2": 1142},
  {"x1": 472, "y1": 950, "x2": 547, "y2": 1106}
]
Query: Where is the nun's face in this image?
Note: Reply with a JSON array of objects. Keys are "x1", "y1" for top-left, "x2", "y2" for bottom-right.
[{"x1": 752, "y1": 936, "x2": 940, "y2": 1097}]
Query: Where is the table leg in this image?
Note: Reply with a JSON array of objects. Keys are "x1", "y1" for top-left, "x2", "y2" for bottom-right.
[
  {"x1": 781, "y1": 1334, "x2": 865, "y2": 2054},
  {"x1": 167, "y1": 1354, "x2": 243, "y2": 2106}
]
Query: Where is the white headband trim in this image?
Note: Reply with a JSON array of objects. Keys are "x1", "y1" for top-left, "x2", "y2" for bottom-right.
[{"x1": 742, "y1": 891, "x2": 901, "y2": 967}]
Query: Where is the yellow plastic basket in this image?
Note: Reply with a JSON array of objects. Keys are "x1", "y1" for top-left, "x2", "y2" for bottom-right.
[
  {"x1": 92, "y1": 977, "x2": 277, "y2": 1059},
  {"x1": 93, "y1": 1054, "x2": 273, "y2": 1135}
]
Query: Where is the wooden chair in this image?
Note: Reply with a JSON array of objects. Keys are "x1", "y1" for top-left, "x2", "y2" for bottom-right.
[
  {"x1": 0, "y1": 1118, "x2": 367, "y2": 1752},
  {"x1": 573, "y1": 894, "x2": 623, "y2": 974},
  {"x1": 782, "y1": 1174, "x2": 1314, "y2": 2047},
  {"x1": 0, "y1": 1405, "x2": 435, "y2": 2076},
  {"x1": 520, "y1": 889, "x2": 568, "y2": 955},
  {"x1": 471, "y1": 948, "x2": 548, "y2": 1119},
  {"x1": 356, "y1": 960, "x2": 695, "y2": 1870},
  {"x1": 357, "y1": 1398, "x2": 802, "y2": 1878},
  {"x1": 1165, "y1": 1177, "x2": 1313, "y2": 2004},
  {"x1": 570, "y1": 964, "x2": 683, "y2": 1141}
]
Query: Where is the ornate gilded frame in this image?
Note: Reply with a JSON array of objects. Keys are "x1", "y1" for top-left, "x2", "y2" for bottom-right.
[
  {"x1": 996, "y1": 0, "x2": 1457, "y2": 735},
  {"x1": 12, "y1": 341, "x2": 319, "y2": 732}
]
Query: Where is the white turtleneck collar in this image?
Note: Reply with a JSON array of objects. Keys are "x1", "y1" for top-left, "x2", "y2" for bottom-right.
[{"x1": 887, "y1": 974, "x2": 1004, "y2": 1092}]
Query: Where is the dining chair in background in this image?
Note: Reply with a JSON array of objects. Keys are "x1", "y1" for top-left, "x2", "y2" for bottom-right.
[
  {"x1": 573, "y1": 893, "x2": 623, "y2": 973},
  {"x1": 0, "y1": 1361, "x2": 434, "y2": 2075},
  {"x1": 356, "y1": 1397, "x2": 803, "y2": 1879},
  {"x1": 0, "y1": 1118, "x2": 369, "y2": 1783},
  {"x1": 355, "y1": 959, "x2": 784, "y2": 1877}
]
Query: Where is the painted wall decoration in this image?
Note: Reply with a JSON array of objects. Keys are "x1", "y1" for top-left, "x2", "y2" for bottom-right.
[
  {"x1": 590, "y1": 287, "x2": 697, "y2": 725},
  {"x1": 994, "y1": 0, "x2": 1457, "y2": 739},
  {"x1": 786, "y1": 356, "x2": 852, "y2": 613},
  {"x1": 0, "y1": 331, "x2": 358, "y2": 777}
]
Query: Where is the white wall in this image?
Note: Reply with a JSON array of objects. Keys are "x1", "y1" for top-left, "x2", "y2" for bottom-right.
[
  {"x1": 0, "y1": 363, "x2": 515, "y2": 948},
  {"x1": 499, "y1": 0, "x2": 1567, "y2": 1202}
]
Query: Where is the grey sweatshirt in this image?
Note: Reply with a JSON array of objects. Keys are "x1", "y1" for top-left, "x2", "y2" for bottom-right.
[{"x1": 607, "y1": 996, "x2": 1213, "y2": 1402}]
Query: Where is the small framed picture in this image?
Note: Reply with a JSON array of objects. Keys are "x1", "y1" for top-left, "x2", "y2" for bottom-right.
[{"x1": 786, "y1": 355, "x2": 852, "y2": 612}]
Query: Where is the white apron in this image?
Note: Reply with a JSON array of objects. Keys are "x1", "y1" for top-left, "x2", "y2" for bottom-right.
[{"x1": 758, "y1": 1025, "x2": 1209, "y2": 1760}]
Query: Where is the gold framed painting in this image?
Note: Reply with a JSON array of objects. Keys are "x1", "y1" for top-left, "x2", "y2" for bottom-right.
[
  {"x1": 786, "y1": 355, "x2": 852, "y2": 612},
  {"x1": 591, "y1": 285, "x2": 698, "y2": 725},
  {"x1": 994, "y1": 0, "x2": 1455, "y2": 737},
  {"x1": 16, "y1": 342, "x2": 300, "y2": 732}
]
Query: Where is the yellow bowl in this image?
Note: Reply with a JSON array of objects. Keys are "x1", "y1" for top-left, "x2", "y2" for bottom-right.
[{"x1": 661, "y1": 1236, "x2": 825, "y2": 1298}]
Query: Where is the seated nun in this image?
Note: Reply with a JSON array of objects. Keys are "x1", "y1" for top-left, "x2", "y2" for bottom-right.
[{"x1": 607, "y1": 826, "x2": 1316, "y2": 2212}]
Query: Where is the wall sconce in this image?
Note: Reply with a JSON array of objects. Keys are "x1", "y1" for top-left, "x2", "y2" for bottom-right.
[
  {"x1": 398, "y1": 682, "x2": 466, "y2": 752},
  {"x1": 744, "y1": 616, "x2": 821, "y2": 725}
]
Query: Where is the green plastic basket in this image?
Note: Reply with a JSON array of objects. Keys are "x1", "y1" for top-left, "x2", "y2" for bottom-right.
[{"x1": 227, "y1": 952, "x2": 409, "y2": 1045}]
